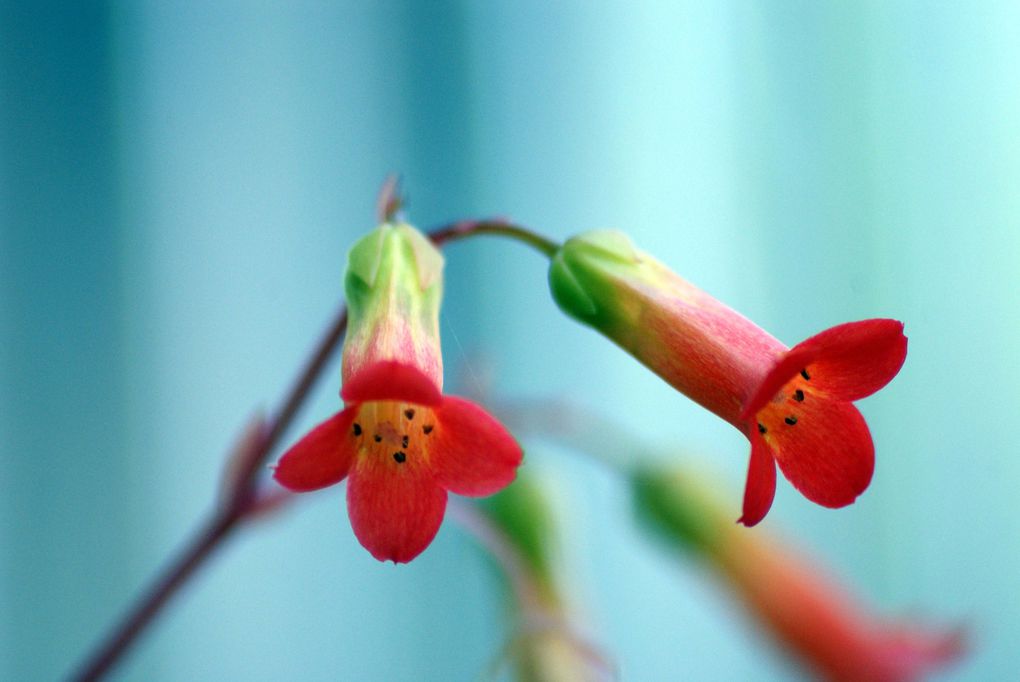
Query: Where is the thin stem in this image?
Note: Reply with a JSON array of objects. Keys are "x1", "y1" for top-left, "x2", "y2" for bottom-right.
[
  {"x1": 69, "y1": 306, "x2": 350, "y2": 682},
  {"x1": 70, "y1": 512, "x2": 237, "y2": 682},
  {"x1": 68, "y1": 216, "x2": 556, "y2": 681},
  {"x1": 429, "y1": 219, "x2": 560, "y2": 258}
]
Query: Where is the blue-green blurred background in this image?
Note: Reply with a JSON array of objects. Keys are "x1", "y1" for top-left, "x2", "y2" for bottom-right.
[{"x1": 2, "y1": 2, "x2": 1017, "y2": 680}]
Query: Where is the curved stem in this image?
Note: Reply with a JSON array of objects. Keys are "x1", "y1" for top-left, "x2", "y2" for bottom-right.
[
  {"x1": 429, "y1": 219, "x2": 560, "y2": 258},
  {"x1": 67, "y1": 216, "x2": 557, "y2": 681}
]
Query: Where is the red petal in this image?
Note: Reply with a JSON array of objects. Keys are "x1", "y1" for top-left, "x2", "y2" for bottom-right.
[
  {"x1": 739, "y1": 429, "x2": 778, "y2": 526},
  {"x1": 273, "y1": 408, "x2": 357, "y2": 491},
  {"x1": 742, "y1": 319, "x2": 906, "y2": 419},
  {"x1": 788, "y1": 319, "x2": 907, "y2": 401},
  {"x1": 428, "y1": 396, "x2": 523, "y2": 497},
  {"x1": 769, "y1": 400, "x2": 874, "y2": 508},
  {"x1": 346, "y1": 446, "x2": 447, "y2": 563},
  {"x1": 341, "y1": 360, "x2": 442, "y2": 406}
]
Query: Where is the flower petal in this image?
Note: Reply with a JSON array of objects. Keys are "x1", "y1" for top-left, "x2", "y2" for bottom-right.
[
  {"x1": 787, "y1": 319, "x2": 907, "y2": 402},
  {"x1": 273, "y1": 408, "x2": 357, "y2": 491},
  {"x1": 428, "y1": 396, "x2": 523, "y2": 497},
  {"x1": 767, "y1": 400, "x2": 874, "y2": 508},
  {"x1": 346, "y1": 445, "x2": 447, "y2": 562},
  {"x1": 738, "y1": 429, "x2": 778, "y2": 526},
  {"x1": 341, "y1": 359, "x2": 442, "y2": 406},
  {"x1": 741, "y1": 319, "x2": 907, "y2": 420}
]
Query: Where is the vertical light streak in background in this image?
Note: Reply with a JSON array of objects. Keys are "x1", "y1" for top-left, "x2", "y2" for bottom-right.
[
  {"x1": 461, "y1": 3, "x2": 784, "y2": 679},
  {"x1": 110, "y1": 1, "x2": 500, "y2": 679},
  {"x1": 863, "y1": 3, "x2": 1020, "y2": 677},
  {"x1": 728, "y1": 1, "x2": 884, "y2": 581},
  {"x1": 0, "y1": 4, "x2": 130, "y2": 681}
]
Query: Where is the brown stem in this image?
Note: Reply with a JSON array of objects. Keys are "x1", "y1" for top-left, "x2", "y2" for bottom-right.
[
  {"x1": 69, "y1": 307, "x2": 350, "y2": 682},
  {"x1": 67, "y1": 218, "x2": 556, "y2": 681},
  {"x1": 70, "y1": 511, "x2": 237, "y2": 682}
]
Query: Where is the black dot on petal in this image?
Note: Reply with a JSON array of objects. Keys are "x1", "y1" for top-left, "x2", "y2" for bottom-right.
[
  {"x1": 800, "y1": 368, "x2": 810, "y2": 381},
  {"x1": 393, "y1": 451, "x2": 406, "y2": 463},
  {"x1": 402, "y1": 435, "x2": 409, "y2": 448},
  {"x1": 373, "y1": 434, "x2": 382, "y2": 443},
  {"x1": 757, "y1": 423, "x2": 767, "y2": 434},
  {"x1": 423, "y1": 425, "x2": 434, "y2": 435},
  {"x1": 785, "y1": 416, "x2": 798, "y2": 426},
  {"x1": 793, "y1": 389, "x2": 805, "y2": 402},
  {"x1": 353, "y1": 423, "x2": 362, "y2": 436},
  {"x1": 404, "y1": 409, "x2": 415, "y2": 420}
]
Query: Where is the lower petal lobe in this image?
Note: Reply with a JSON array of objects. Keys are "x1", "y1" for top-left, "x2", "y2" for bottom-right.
[
  {"x1": 759, "y1": 397, "x2": 874, "y2": 508},
  {"x1": 346, "y1": 444, "x2": 447, "y2": 563}
]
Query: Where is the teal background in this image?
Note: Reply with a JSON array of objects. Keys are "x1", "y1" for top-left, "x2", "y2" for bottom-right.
[{"x1": 2, "y1": 2, "x2": 1017, "y2": 680}]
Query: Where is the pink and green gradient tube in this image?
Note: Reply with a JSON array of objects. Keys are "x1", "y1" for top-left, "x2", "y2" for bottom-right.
[{"x1": 550, "y1": 229, "x2": 906, "y2": 524}]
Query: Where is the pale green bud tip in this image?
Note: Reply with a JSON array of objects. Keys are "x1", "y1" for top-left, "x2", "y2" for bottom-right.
[
  {"x1": 346, "y1": 222, "x2": 444, "y2": 293},
  {"x1": 631, "y1": 466, "x2": 726, "y2": 554},
  {"x1": 548, "y1": 229, "x2": 643, "y2": 327}
]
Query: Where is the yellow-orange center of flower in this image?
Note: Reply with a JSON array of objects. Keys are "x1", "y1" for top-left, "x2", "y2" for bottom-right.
[
  {"x1": 755, "y1": 368, "x2": 814, "y2": 440},
  {"x1": 350, "y1": 401, "x2": 437, "y2": 466}
]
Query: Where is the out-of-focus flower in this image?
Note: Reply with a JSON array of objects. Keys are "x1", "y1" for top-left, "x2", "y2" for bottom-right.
[
  {"x1": 632, "y1": 465, "x2": 964, "y2": 682},
  {"x1": 549, "y1": 230, "x2": 907, "y2": 524},
  {"x1": 457, "y1": 475, "x2": 613, "y2": 681},
  {"x1": 274, "y1": 223, "x2": 522, "y2": 563}
]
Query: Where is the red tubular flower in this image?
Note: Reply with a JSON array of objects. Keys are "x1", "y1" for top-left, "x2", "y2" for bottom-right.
[
  {"x1": 549, "y1": 231, "x2": 907, "y2": 524},
  {"x1": 274, "y1": 223, "x2": 523, "y2": 562},
  {"x1": 634, "y1": 466, "x2": 964, "y2": 682}
]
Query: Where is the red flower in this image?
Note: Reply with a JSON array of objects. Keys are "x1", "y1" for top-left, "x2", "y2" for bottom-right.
[
  {"x1": 737, "y1": 320, "x2": 907, "y2": 525},
  {"x1": 549, "y1": 231, "x2": 907, "y2": 524},
  {"x1": 274, "y1": 223, "x2": 522, "y2": 562},
  {"x1": 634, "y1": 466, "x2": 964, "y2": 682}
]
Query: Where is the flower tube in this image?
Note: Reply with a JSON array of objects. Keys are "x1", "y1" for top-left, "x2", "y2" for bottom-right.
[
  {"x1": 549, "y1": 230, "x2": 907, "y2": 524},
  {"x1": 274, "y1": 223, "x2": 523, "y2": 562},
  {"x1": 632, "y1": 465, "x2": 963, "y2": 682}
]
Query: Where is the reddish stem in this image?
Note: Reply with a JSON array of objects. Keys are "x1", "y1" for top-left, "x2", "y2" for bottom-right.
[{"x1": 70, "y1": 306, "x2": 350, "y2": 682}]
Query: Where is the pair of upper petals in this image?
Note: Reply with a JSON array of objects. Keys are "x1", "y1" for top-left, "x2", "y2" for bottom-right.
[{"x1": 739, "y1": 319, "x2": 908, "y2": 526}]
